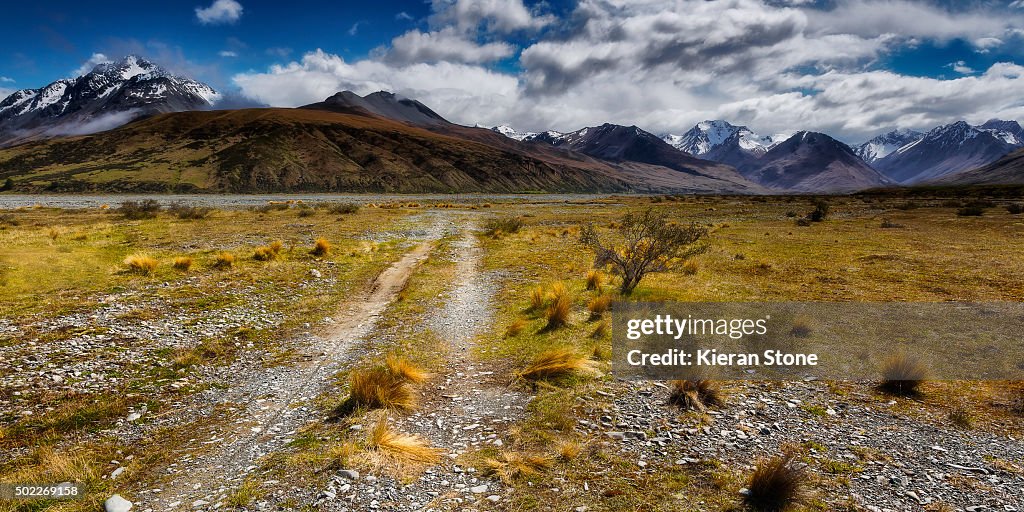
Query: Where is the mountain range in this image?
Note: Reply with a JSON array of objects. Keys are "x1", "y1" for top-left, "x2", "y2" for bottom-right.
[{"x1": 1, "y1": 55, "x2": 1023, "y2": 194}]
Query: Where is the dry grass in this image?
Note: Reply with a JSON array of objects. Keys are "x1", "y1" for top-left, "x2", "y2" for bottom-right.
[
  {"x1": 668, "y1": 380, "x2": 724, "y2": 411},
  {"x1": 225, "y1": 480, "x2": 267, "y2": 508},
  {"x1": 949, "y1": 404, "x2": 974, "y2": 429},
  {"x1": 544, "y1": 282, "x2": 571, "y2": 329},
  {"x1": 311, "y1": 237, "x2": 332, "y2": 257},
  {"x1": 745, "y1": 454, "x2": 806, "y2": 512},
  {"x1": 385, "y1": 355, "x2": 430, "y2": 384},
  {"x1": 254, "y1": 240, "x2": 284, "y2": 261},
  {"x1": 879, "y1": 351, "x2": 929, "y2": 396},
  {"x1": 505, "y1": 318, "x2": 527, "y2": 337},
  {"x1": 591, "y1": 321, "x2": 609, "y2": 339},
  {"x1": 483, "y1": 451, "x2": 553, "y2": 483},
  {"x1": 587, "y1": 294, "x2": 611, "y2": 320},
  {"x1": 366, "y1": 416, "x2": 441, "y2": 464},
  {"x1": 172, "y1": 256, "x2": 193, "y2": 272},
  {"x1": 556, "y1": 439, "x2": 583, "y2": 460},
  {"x1": 212, "y1": 251, "x2": 236, "y2": 269},
  {"x1": 681, "y1": 258, "x2": 700, "y2": 275},
  {"x1": 123, "y1": 253, "x2": 158, "y2": 275},
  {"x1": 585, "y1": 269, "x2": 604, "y2": 291},
  {"x1": 529, "y1": 285, "x2": 546, "y2": 311},
  {"x1": 344, "y1": 368, "x2": 416, "y2": 413},
  {"x1": 517, "y1": 347, "x2": 595, "y2": 383}
]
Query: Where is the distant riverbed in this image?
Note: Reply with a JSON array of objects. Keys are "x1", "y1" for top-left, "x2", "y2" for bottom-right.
[{"x1": 0, "y1": 193, "x2": 618, "y2": 209}]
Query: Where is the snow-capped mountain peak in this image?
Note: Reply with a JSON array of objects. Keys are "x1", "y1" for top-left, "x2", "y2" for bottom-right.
[
  {"x1": 491, "y1": 124, "x2": 537, "y2": 141},
  {"x1": 854, "y1": 128, "x2": 924, "y2": 163},
  {"x1": 0, "y1": 55, "x2": 219, "y2": 146},
  {"x1": 661, "y1": 120, "x2": 783, "y2": 157}
]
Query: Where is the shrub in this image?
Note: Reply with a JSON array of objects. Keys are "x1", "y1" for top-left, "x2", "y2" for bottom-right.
[
  {"x1": 483, "y1": 451, "x2": 553, "y2": 483},
  {"x1": 545, "y1": 282, "x2": 571, "y2": 329},
  {"x1": 484, "y1": 216, "x2": 523, "y2": 236},
  {"x1": 879, "y1": 352, "x2": 928, "y2": 396},
  {"x1": 311, "y1": 237, "x2": 331, "y2": 257},
  {"x1": 172, "y1": 256, "x2": 193, "y2": 272},
  {"x1": 587, "y1": 294, "x2": 611, "y2": 320},
  {"x1": 0, "y1": 178, "x2": 13, "y2": 191},
  {"x1": 367, "y1": 416, "x2": 441, "y2": 464},
  {"x1": 579, "y1": 208, "x2": 708, "y2": 294},
  {"x1": 0, "y1": 213, "x2": 19, "y2": 226},
  {"x1": 517, "y1": 348, "x2": 594, "y2": 382},
  {"x1": 949, "y1": 404, "x2": 973, "y2": 429},
  {"x1": 880, "y1": 219, "x2": 904, "y2": 228},
  {"x1": 213, "y1": 252, "x2": 236, "y2": 270},
  {"x1": 167, "y1": 203, "x2": 213, "y2": 220},
  {"x1": 326, "y1": 202, "x2": 360, "y2": 215},
  {"x1": 118, "y1": 199, "x2": 161, "y2": 220},
  {"x1": 1007, "y1": 203, "x2": 1024, "y2": 215},
  {"x1": 745, "y1": 454, "x2": 806, "y2": 512},
  {"x1": 794, "y1": 217, "x2": 811, "y2": 227},
  {"x1": 957, "y1": 206, "x2": 985, "y2": 217},
  {"x1": 668, "y1": 380, "x2": 723, "y2": 411},
  {"x1": 297, "y1": 206, "x2": 316, "y2": 217},
  {"x1": 895, "y1": 201, "x2": 919, "y2": 211},
  {"x1": 124, "y1": 254, "x2": 158, "y2": 275},
  {"x1": 808, "y1": 200, "x2": 830, "y2": 222},
  {"x1": 585, "y1": 270, "x2": 604, "y2": 291}
]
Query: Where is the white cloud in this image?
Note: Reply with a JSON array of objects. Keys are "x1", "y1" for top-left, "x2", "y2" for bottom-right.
[
  {"x1": 948, "y1": 60, "x2": 975, "y2": 74},
  {"x1": 429, "y1": 0, "x2": 554, "y2": 33},
  {"x1": 348, "y1": 21, "x2": 367, "y2": 36},
  {"x1": 395, "y1": 11, "x2": 414, "y2": 21},
  {"x1": 72, "y1": 53, "x2": 112, "y2": 76},
  {"x1": 0, "y1": 88, "x2": 14, "y2": 100},
  {"x1": 266, "y1": 47, "x2": 292, "y2": 58},
  {"x1": 218, "y1": 50, "x2": 238, "y2": 57},
  {"x1": 195, "y1": 0, "x2": 243, "y2": 25},
  {"x1": 0, "y1": 76, "x2": 13, "y2": 83},
  {"x1": 388, "y1": 27, "x2": 515, "y2": 64}
]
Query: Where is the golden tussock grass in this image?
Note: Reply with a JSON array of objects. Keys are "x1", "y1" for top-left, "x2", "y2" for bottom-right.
[
  {"x1": 366, "y1": 416, "x2": 441, "y2": 464},
  {"x1": 745, "y1": 454, "x2": 806, "y2": 512},
  {"x1": 311, "y1": 237, "x2": 332, "y2": 257},
  {"x1": 483, "y1": 451, "x2": 553, "y2": 483},
  {"x1": 585, "y1": 269, "x2": 604, "y2": 291},
  {"x1": 591, "y1": 342, "x2": 611, "y2": 361},
  {"x1": 668, "y1": 380, "x2": 724, "y2": 411},
  {"x1": 213, "y1": 251, "x2": 236, "y2": 269},
  {"x1": 681, "y1": 258, "x2": 699, "y2": 275},
  {"x1": 172, "y1": 256, "x2": 193, "y2": 272},
  {"x1": 587, "y1": 294, "x2": 611, "y2": 320},
  {"x1": 517, "y1": 347, "x2": 596, "y2": 382},
  {"x1": 9, "y1": 446, "x2": 99, "y2": 486},
  {"x1": 556, "y1": 439, "x2": 583, "y2": 460},
  {"x1": 591, "y1": 321, "x2": 609, "y2": 339},
  {"x1": 254, "y1": 240, "x2": 284, "y2": 261},
  {"x1": 544, "y1": 282, "x2": 571, "y2": 329},
  {"x1": 124, "y1": 253, "x2": 158, "y2": 275},
  {"x1": 385, "y1": 355, "x2": 430, "y2": 384},
  {"x1": 347, "y1": 368, "x2": 416, "y2": 412},
  {"x1": 225, "y1": 480, "x2": 267, "y2": 508},
  {"x1": 529, "y1": 285, "x2": 546, "y2": 311},
  {"x1": 505, "y1": 318, "x2": 527, "y2": 337},
  {"x1": 879, "y1": 351, "x2": 929, "y2": 396}
]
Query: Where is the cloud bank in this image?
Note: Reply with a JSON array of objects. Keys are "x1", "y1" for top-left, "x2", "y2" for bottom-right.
[{"x1": 233, "y1": 0, "x2": 1024, "y2": 142}]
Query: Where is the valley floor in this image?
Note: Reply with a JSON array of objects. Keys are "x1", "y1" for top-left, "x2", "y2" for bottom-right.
[{"x1": 0, "y1": 195, "x2": 1022, "y2": 512}]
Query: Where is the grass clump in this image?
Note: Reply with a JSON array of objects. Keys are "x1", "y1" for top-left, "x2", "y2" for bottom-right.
[
  {"x1": 335, "y1": 358, "x2": 428, "y2": 416},
  {"x1": 225, "y1": 480, "x2": 266, "y2": 508},
  {"x1": 517, "y1": 347, "x2": 595, "y2": 383},
  {"x1": 385, "y1": 355, "x2": 430, "y2": 384},
  {"x1": 483, "y1": 451, "x2": 553, "y2": 483},
  {"x1": 585, "y1": 270, "x2": 604, "y2": 291},
  {"x1": 879, "y1": 351, "x2": 928, "y2": 396},
  {"x1": 505, "y1": 318, "x2": 527, "y2": 337},
  {"x1": 668, "y1": 380, "x2": 723, "y2": 411},
  {"x1": 484, "y1": 216, "x2": 523, "y2": 236},
  {"x1": 172, "y1": 256, "x2": 193, "y2": 272},
  {"x1": 117, "y1": 199, "x2": 161, "y2": 220},
  {"x1": 326, "y1": 202, "x2": 360, "y2": 215},
  {"x1": 124, "y1": 253, "x2": 158, "y2": 275},
  {"x1": 254, "y1": 240, "x2": 284, "y2": 261},
  {"x1": 529, "y1": 286, "x2": 546, "y2": 312},
  {"x1": 212, "y1": 252, "x2": 236, "y2": 270},
  {"x1": 957, "y1": 206, "x2": 986, "y2": 217},
  {"x1": 744, "y1": 454, "x2": 806, "y2": 512},
  {"x1": 311, "y1": 237, "x2": 331, "y2": 257},
  {"x1": 949, "y1": 405, "x2": 973, "y2": 429},
  {"x1": 587, "y1": 294, "x2": 611, "y2": 320},
  {"x1": 544, "y1": 282, "x2": 572, "y2": 329},
  {"x1": 366, "y1": 416, "x2": 441, "y2": 464}
]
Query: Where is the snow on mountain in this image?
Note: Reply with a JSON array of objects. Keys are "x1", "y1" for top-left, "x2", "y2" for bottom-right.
[
  {"x1": 0, "y1": 55, "x2": 219, "y2": 146},
  {"x1": 853, "y1": 128, "x2": 924, "y2": 163},
  {"x1": 491, "y1": 124, "x2": 537, "y2": 141},
  {"x1": 872, "y1": 120, "x2": 1022, "y2": 183},
  {"x1": 661, "y1": 120, "x2": 785, "y2": 157}
]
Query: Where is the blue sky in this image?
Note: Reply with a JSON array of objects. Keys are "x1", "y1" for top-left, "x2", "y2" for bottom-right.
[{"x1": 2, "y1": 0, "x2": 1024, "y2": 141}]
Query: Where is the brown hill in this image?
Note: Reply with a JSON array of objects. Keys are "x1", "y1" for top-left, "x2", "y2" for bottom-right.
[{"x1": 0, "y1": 107, "x2": 764, "y2": 194}]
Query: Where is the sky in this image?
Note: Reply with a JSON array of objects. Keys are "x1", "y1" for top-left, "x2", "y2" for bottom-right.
[{"x1": 2, "y1": 0, "x2": 1024, "y2": 142}]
